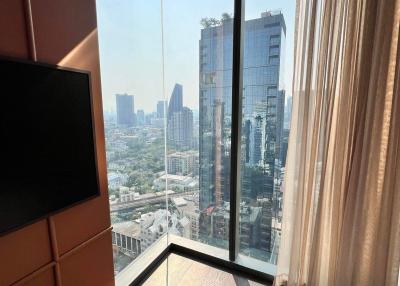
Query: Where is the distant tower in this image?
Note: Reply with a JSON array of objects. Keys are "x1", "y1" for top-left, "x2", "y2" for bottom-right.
[
  {"x1": 168, "y1": 107, "x2": 194, "y2": 150},
  {"x1": 116, "y1": 94, "x2": 134, "y2": 126},
  {"x1": 157, "y1": 100, "x2": 167, "y2": 119},
  {"x1": 167, "y1": 84, "x2": 183, "y2": 120},
  {"x1": 167, "y1": 84, "x2": 193, "y2": 150},
  {"x1": 137, "y1": 109, "x2": 145, "y2": 125}
]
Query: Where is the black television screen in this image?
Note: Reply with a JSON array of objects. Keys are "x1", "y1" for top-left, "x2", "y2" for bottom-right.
[{"x1": 0, "y1": 57, "x2": 100, "y2": 235}]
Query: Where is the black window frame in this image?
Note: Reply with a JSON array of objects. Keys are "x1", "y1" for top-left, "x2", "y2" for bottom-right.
[{"x1": 228, "y1": 0, "x2": 245, "y2": 263}]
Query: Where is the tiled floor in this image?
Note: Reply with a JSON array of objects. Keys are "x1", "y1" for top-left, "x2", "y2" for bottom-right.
[{"x1": 142, "y1": 253, "x2": 270, "y2": 286}]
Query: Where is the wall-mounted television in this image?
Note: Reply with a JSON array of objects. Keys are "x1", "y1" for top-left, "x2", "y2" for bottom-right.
[{"x1": 0, "y1": 57, "x2": 100, "y2": 236}]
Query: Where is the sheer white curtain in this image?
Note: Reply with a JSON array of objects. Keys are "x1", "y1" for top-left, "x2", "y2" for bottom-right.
[{"x1": 275, "y1": 0, "x2": 400, "y2": 284}]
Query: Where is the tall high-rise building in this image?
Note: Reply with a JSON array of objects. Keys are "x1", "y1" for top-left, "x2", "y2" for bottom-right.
[
  {"x1": 167, "y1": 84, "x2": 193, "y2": 150},
  {"x1": 157, "y1": 100, "x2": 167, "y2": 119},
  {"x1": 137, "y1": 109, "x2": 145, "y2": 126},
  {"x1": 116, "y1": 94, "x2": 135, "y2": 126},
  {"x1": 168, "y1": 84, "x2": 183, "y2": 120},
  {"x1": 198, "y1": 16, "x2": 233, "y2": 210},
  {"x1": 168, "y1": 107, "x2": 194, "y2": 150},
  {"x1": 199, "y1": 12, "x2": 286, "y2": 251}
]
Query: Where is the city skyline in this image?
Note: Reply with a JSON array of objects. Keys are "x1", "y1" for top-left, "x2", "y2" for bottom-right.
[
  {"x1": 99, "y1": 2, "x2": 293, "y2": 274},
  {"x1": 97, "y1": 0, "x2": 295, "y2": 113}
]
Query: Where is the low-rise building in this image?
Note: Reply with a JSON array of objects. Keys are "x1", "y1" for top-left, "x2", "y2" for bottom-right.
[
  {"x1": 139, "y1": 210, "x2": 189, "y2": 251},
  {"x1": 198, "y1": 202, "x2": 262, "y2": 249},
  {"x1": 119, "y1": 186, "x2": 139, "y2": 203},
  {"x1": 107, "y1": 172, "x2": 128, "y2": 189},
  {"x1": 112, "y1": 221, "x2": 141, "y2": 258},
  {"x1": 167, "y1": 151, "x2": 199, "y2": 175},
  {"x1": 153, "y1": 173, "x2": 198, "y2": 192},
  {"x1": 174, "y1": 197, "x2": 200, "y2": 241}
]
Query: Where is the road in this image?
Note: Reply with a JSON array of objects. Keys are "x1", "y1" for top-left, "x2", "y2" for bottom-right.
[{"x1": 110, "y1": 191, "x2": 198, "y2": 213}]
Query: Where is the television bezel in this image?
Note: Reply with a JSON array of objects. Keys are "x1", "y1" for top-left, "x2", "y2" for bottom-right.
[{"x1": 0, "y1": 55, "x2": 101, "y2": 236}]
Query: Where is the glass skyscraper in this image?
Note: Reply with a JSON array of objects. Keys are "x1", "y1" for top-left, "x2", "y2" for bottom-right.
[
  {"x1": 199, "y1": 11, "x2": 286, "y2": 259},
  {"x1": 167, "y1": 84, "x2": 194, "y2": 150},
  {"x1": 116, "y1": 94, "x2": 135, "y2": 126},
  {"x1": 168, "y1": 84, "x2": 183, "y2": 121},
  {"x1": 157, "y1": 100, "x2": 167, "y2": 119}
]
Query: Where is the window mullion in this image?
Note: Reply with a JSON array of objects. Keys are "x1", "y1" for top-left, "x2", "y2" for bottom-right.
[{"x1": 229, "y1": 0, "x2": 245, "y2": 262}]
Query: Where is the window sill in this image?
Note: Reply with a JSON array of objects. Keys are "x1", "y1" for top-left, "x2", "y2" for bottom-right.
[
  {"x1": 115, "y1": 234, "x2": 275, "y2": 285},
  {"x1": 115, "y1": 234, "x2": 169, "y2": 286}
]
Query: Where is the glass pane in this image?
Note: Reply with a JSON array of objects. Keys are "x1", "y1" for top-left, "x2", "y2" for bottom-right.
[
  {"x1": 163, "y1": 0, "x2": 234, "y2": 250},
  {"x1": 239, "y1": 1, "x2": 295, "y2": 265},
  {"x1": 96, "y1": 0, "x2": 168, "y2": 275}
]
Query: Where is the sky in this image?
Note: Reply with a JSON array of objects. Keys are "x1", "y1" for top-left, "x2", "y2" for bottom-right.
[{"x1": 96, "y1": 0, "x2": 295, "y2": 113}]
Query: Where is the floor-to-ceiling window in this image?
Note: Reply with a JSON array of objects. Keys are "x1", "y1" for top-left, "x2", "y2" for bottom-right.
[
  {"x1": 96, "y1": 0, "x2": 294, "y2": 278},
  {"x1": 97, "y1": 1, "x2": 166, "y2": 274},
  {"x1": 162, "y1": 0, "x2": 235, "y2": 251}
]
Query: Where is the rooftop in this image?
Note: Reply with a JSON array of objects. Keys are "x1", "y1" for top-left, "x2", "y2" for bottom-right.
[{"x1": 112, "y1": 221, "x2": 141, "y2": 238}]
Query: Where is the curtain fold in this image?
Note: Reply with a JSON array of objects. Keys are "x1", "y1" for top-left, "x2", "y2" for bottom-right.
[{"x1": 275, "y1": 0, "x2": 400, "y2": 285}]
